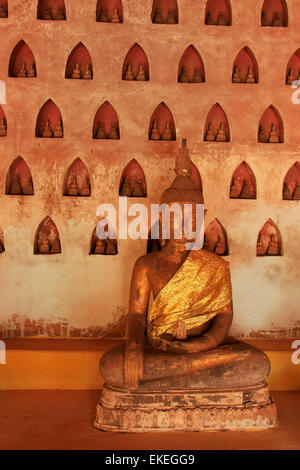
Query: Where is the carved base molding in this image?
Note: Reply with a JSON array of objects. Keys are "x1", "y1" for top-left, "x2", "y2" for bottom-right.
[{"x1": 94, "y1": 383, "x2": 278, "y2": 432}]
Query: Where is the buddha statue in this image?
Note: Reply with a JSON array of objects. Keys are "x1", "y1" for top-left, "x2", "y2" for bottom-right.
[
  {"x1": 230, "y1": 178, "x2": 241, "y2": 199},
  {"x1": 162, "y1": 121, "x2": 172, "y2": 140},
  {"x1": 26, "y1": 63, "x2": 36, "y2": 78},
  {"x1": 0, "y1": 118, "x2": 7, "y2": 136},
  {"x1": 267, "y1": 235, "x2": 280, "y2": 256},
  {"x1": 10, "y1": 174, "x2": 22, "y2": 195},
  {"x1": 111, "y1": 8, "x2": 121, "y2": 23},
  {"x1": 71, "y1": 63, "x2": 81, "y2": 79},
  {"x1": 124, "y1": 63, "x2": 134, "y2": 81},
  {"x1": 179, "y1": 66, "x2": 189, "y2": 83},
  {"x1": 17, "y1": 63, "x2": 27, "y2": 78},
  {"x1": 95, "y1": 122, "x2": 106, "y2": 139},
  {"x1": 95, "y1": 140, "x2": 277, "y2": 432},
  {"x1": 214, "y1": 235, "x2": 227, "y2": 256},
  {"x1": 287, "y1": 68, "x2": 295, "y2": 86},
  {"x1": 153, "y1": 8, "x2": 163, "y2": 24},
  {"x1": 261, "y1": 10, "x2": 269, "y2": 27},
  {"x1": 94, "y1": 238, "x2": 106, "y2": 254},
  {"x1": 258, "y1": 124, "x2": 267, "y2": 143},
  {"x1": 98, "y1": 8, "x2": 109, "y2": 22},
  {"x1": 136, "y1": 64, "x2": 146, "y2": 81},
  {"x1": 292, "y1": 182, "x2": 300, "y2": 200},
  {"x1": 108, "y1": 122, "x2": 119, "y2": 139},
  {"x1": 83, "y1": 64, "x2": 92, "y2": 80},
  {"x1": 216, "y1": 122, "x2": 227, "y2": 142},
  {"x1": 257, "y1": 234, "x2": 266, "y2": 256},
  {"x1": 120, "y1": 180, "x2": 131, "y2": 197},
  {"x1": 43, "y1": 6, "x2": 52, "y2": 20},
  {"x1": 205, "y1": 122, "x2": 215, "y2": 142},
  {"x1": 150, "y1": 120, "x2": 160, "y2": 140},
  {"x1": 22, "y1": 176, "x2": 34, "y2": 196},
  {"x1": 67, "y1": 176, "x2": 78, "y2": 196},
  {"x1": 80, "y1": 176, "x2": 91, "y2": 196},
  {"x1": 269, "y1": 124, "x2": 279, "y2": 143},
  {"x1": 38, "y1": 232, "x2": 50, "y2": 254},
  {"x1": 239, "y1": 179, "x2": 253, "y2": 199},
  {"x1": 246, "y1": 66, "x2": 255, "y2": 84},
  {"x1": 192, "y1": 67, "x2": 203, "y2": 83},
  {"x1": 272, "y1": 12, "x2": 283, "y2": 27},
  {"x1": 166, "y1": 9, "x2": 176, "y2": 24},
  {"x1": 205, "y1": 11, "x2": 214, "y2": 25},
  {"x1": 54, "y1": 7, "x2": 65, "y2": 21},
  {"x1": 105, "y1": 239, "x2": 117, "y2": 255},
  {"x1": 217, "y1": 11, "x2": 227, "y2": 26},
  {"x1": 53, "y1": 119, "x2": 63, "y2": 138},
  {"x1": 50, "y1": 236, "x2": 61, "y2": 254},
  {"x1": 232, "y1": 65, "x2": 241, "y2": 83},
  {"x1": 283, "y1": 182, "x2": 292, "y2": 200},
  {"x1": 132, "y1": 179, "x2": 145, "y2": 197},
  {"x1": 0, "y1": 4, "x2": 7, "y2": 17}
]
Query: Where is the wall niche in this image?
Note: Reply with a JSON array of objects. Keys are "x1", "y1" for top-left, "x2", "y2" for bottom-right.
[
  {"x1": 230, "y1": 162, "x2": 256, "y2": 199},
  {"x1": 5, "y1": 157, "x2": 34, "y2": 196},
  {"x1": 261, "y1": 0, "x2": 288, "y2": 27},
  {"x1": 232, "y1": 47, "x2": 258, "y2": 84},
  {"x1": 191, "y1": 162, "x2": 203, "y2": 191},
  {"x1": 93, "y1": 101, "x2": 120, "y2": 139},
  {"x1": 90, "y1": 225, "x2": 118, "y2": 255},
  {"x1": 0, "y1": 105, "x2": 7, "y2": 136},
  {"x1": 37, "y1": 0, "x2": 66, "y2": 20},
  {"x1": 151, "y1": 0, "x2": 178, "y2": 24},
  {"x1": 0, "y1": 227, "x2": 4, "y2": 253},
  {"x1": 204, "y1": 103, "x2": 230, "y2": 142},
  {"x1": 8, "y1": 40, "x2": 37, "y2": 78},
  {"x1": 65, "y1": 43, "x2": 93, "y2": 79},
  {"x1": 257, "y1": 219, "x2": 282, "y2": 256},
  {"x1": 258, "y1": 105, "x2": 283, "y2": 143},
  {"x1": 286, "y1": 49, "x2": 300, "y2": 85},
  {"x1": 149, "y1": 102, "x2": 176, "y2": 141},
  {"x1": 36, "y1": 99, "x2": 63, "y2": 138},
  {"x1": 204, "y1": 219, "x2": 229, "y2": 256},
  {"x1": 205, "y1": 0, "x2": 232, "y2": 26},
  {"x1": 283, "y1": 162, "x2": 300, "y2": 200},
  {"x1": 34, "y1": 217, "x2": 61, "y2": 254},
  {"x1": 178, "y1": 45, "x2": 205, "y2": 83},
  {"x1": 119, "y1": 159, "x2": 147, "y2": 197},
  {"x1": 96, "y1": 0, "x2": 123, "y2": 22},
  {"x1": 122, "y1": 43, "x2": 149, "y2": 81},
  {"x1": 0, "y1": 1, "x2": 7, "y2": 18},
  {"x1": 63, "y1": 158, "x2": 91, "y2": 197}
]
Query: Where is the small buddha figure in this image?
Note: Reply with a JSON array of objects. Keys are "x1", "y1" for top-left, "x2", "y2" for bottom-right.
[
  {"x1": 27, "y1": 63, "x2": 36, "y2": 78},
  {"x1": 239, "y1": 179, "x2": 252, "y2": 199},
  {"x1": 153, "y1": 8, "x2": 163, "y2": 24},
  {"x1": 166, "y1": 9, "x2": 176, "y2": 24},
  {"x1": 192, "y1": 67, "x2": 203, "y2": 83},
  {"x1": 136, "y1": 64, "x2": 146, "y2": 81},
  {"x1": 50, "y1": 236, "x2": 60, "y2": 254},
  {"x1": 261, "y1": 10, "x2": 269, "y2": 27},
  {"x1": 272, "y1": 12, "x2": 283, "y2": 27},
  {"x1": 124, "y1": 63, "x2": 134, "y2": 81},
  {"x1": 258, "y1": 124, "x2": 267, "y2": 143},
  {"x1": 205, "y1": 122, "x2": 215, "y2": 142},
  {"x1": 162, "y1": 121, "x2": 172, "y2": 141},
  {"x1": 267, "y1": 235, "x2": 279, "y2": 256},
  {"x1": 10, "y1": 174, "x2": 22, "y2": 195},
  {"x1": 214, "y1": 235, "x2": 227, "y2": 256},
  {"x1": 53, "y1": 119, "x2": 63, "y2": 138},
  {"x1": 22, "y1": 177, "x2": 34, "y2": 196},
  {"x1": 108, "y1": 122, "x2": 119, "y2": 139},
  {"x1": 286, "y1": 68, "x2": 295, "y2": 86},
  {"x1": 67, "y1": 176, "x2": 78, "y2": 196},
  {"x1": 230, "y1": 178, "x2": 241, "y2": 199},
  {"x1": 150, "y1": 120, "x2": 160, "y2": 140},
  {"x1": 132, "y1": 179, "x2": 145, "y2": 197},
  {"x1": 179, "y1": 66, "x2": 189, "y2": 83},
  {"x1": 0, "y1": 119, "x2": 7, "y2": 136},
  {"x1": 205, "y1": 11, "x2": 215, "y2": 25},
  {"x1": 0, "y1": 4, "x2": 7, "y2": 17},
  {"x1": 83, "y1": 64, "x2": 92, "y2": 80},
  {"x1": 111, "y1": 8, "x2": 120, "y2": 23},
  {"x1": 71, "y1": 63, "x2": 81, "y2": 79},
  {"x1": 246, "y1": 66, "x2": 255, "y2": 84},
  {"x1": 80, "y1": 176, "x2": 91, "y2": 196},
  {"x1": 99, "y1": 8, "x2": 109, "y2": 22},
  {"x1": 269, "y1": 124, "x2": 279, "y2": 143},
  {"x1": 94, "y1": 238, "x2": 106, "y2": 254},
  {"x1": 120, "y1": 180, "x2": 131, "y2": 197},
  {"x1": 95, "y1": 122, "x2": 106, "y2": 139},
  {"x1": 216, "y1": 122, "x2": 227, "y2": 142},
  {"x1": 38, "y1": 232, "x2": 50, "y2": 254},
  {"x1": 217, "y1": 11, "x2": 227, "y2": 26},
  {"x1": 54, "y1": 7, "x2": 65, "y2": 20},
  {"x1": 257, "y1": 234, "x2": 266, "y2": 256},
  {"x1": 232, "y1": 66, "x2": 242, "y2": 83},
  {"x1": 95, "y1": 140, "x2": 277, "y2": 432},
  {"x1": 105, "y1": 238, "x2": 117, "y2": 255},
  {"x1": 283, "y1": 182, "x2": 292, "y2": 200},
  {"x1": 292, "y1": 182, "x2": 300, "y2": 200},
  {"x1": 17, "y1": 63, "x2": 27, "y2": 78},
  {"x1": 42, "y1": 119, "x2": 53, "y2": 138},
  {"x1": 43, "y1": 6, "x2": 53, "y2": 20}
]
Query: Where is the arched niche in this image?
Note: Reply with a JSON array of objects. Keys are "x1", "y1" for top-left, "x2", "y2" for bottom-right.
[
  {"x1": 149, "y1": 102, "x2": 176, "y2": 141},
  {"x1": 93, "y1": 101, "x2": 120, "y2": 139},
  {"x1": 286, "y1": 49, "x2": 300, "y2": 85},
  {"x1": 178, "y1": 45, "x2": 205, "y2": 83},
  {"x1": 282, "y1": 162, "x2": 300, "y2": 200},
  {"x1": 258, "y1": 105, "x2": 283, "y2": 143},
  {"x1": 261, "y1": 0, "x2": 288, "y2": 27},
  {"x1": 5, "y1": 156, "x2": 34, "y2": 196},
  {"x1": 204, "y1": 219, "x2": 229, "y2": 256},
  {"x1": 232, "y1": 46, "x2": 258, "y2": 84},
  {"x1": 257, "y1": 219, "x2": 282, "y2": 256},
  {"x1": 119, "y1": 159, "x2": 147, "y2": 197},
  {"x1": 63, "y1": 158, "x2": 91, "y2": 197},
  {"x1": 35, "y1": 99, "x2": 63, "y2": 138},
  {"x1": 90, "y1": 223, "x2": 118, "y2": 255},
  {"x1": 205, "y1": 0, "x2": 232, "y2": 26},
  {"x1": 191, "y1": 161, "x2": 203, "y2": 192},
  {"x1": 34, "y1": 217, "x2": 61, "y2": 255},
  {"x1": 230, "y1": 162, "x2": 256, "y2": 199},
  {"x1": 0, "y1": 1, "x2": 8, "y2": 18},
  {"x1": 0, "y1": 105, "x2": 7, "y2": 137},
  {"x1": 8, "y1": 40, "x2": 37, "y2": 78},
  {"x1": 122, "y1": 43, "x2": 149, "y2": 81},
  {"x1": 65, "y1": 42, "x2": 93, "y2": 79},
  {"x1": 96, "y1": 0, "x2": 123, "y2": 22},
  {"x1": 204, "y1": 103, "x2": 230, "y2": 142},
  {"x1": 37, "y1": 0, "x2": 66, "y2": 20},
  {"x1": 151, "y1": 0, "x2": 178, "y2": 24},
  {"x1": 0, "y1": 226, "x2": 4, "y2": 253}
]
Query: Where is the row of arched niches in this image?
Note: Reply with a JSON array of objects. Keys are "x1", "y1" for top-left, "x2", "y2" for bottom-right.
[
  {"x1": 0, "y1": 0, "x2": 291, "y2": 27},
  {"x1": 0, "y1": 156, "x2": 297, "y2": 257},
  {"x1": 7, "y1": 39, "x2": 300, "y2": 87}
]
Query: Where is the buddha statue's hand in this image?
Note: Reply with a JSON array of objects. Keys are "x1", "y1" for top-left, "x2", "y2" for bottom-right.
[
  {"x1": 164, "y1": 334, "x2": 218, "y2": 354},
  {"x1": 124, "y1": 342, "x2": 143, "y2": 389}
]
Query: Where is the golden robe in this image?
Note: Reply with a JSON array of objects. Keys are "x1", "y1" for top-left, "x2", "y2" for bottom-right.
[{"x1": 147, "y1": 249, "x2": 232, "y2": 350}]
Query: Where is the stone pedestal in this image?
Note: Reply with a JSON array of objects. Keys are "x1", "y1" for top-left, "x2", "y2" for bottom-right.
[{"x1": 94, "y1": 382, "x2": 277, "y2": 432}]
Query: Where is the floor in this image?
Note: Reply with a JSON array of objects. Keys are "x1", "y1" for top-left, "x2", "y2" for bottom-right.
[{"x1": 0, "y1": 390, "x2": 299, "y2": 450}]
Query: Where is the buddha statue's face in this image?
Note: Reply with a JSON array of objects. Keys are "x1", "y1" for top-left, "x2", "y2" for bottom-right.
[{"x1": 159, "y1": 201, "x2": 204, "y2": 246}]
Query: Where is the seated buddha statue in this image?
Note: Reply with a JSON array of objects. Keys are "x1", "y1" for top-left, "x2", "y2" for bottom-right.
[{"x1": 95, "y1": 140, "x2": 277, "y2": 432}]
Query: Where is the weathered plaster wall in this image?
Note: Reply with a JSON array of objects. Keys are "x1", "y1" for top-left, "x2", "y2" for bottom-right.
[{"x1": 0, "y1": 0, "x2": 300, "y2": 338}]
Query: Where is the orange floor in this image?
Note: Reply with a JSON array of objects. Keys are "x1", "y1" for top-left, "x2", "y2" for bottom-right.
[{"x1": 0, "y1": 390, "x2": 299, "y2": 450}]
